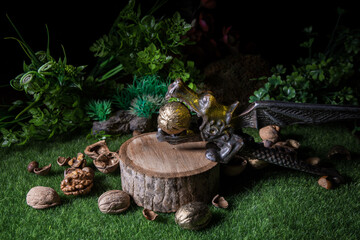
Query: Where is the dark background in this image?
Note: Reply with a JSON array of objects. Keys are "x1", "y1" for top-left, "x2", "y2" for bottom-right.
[{"x1": 1, "y1": 1, "x2": 359, "y2": 103}]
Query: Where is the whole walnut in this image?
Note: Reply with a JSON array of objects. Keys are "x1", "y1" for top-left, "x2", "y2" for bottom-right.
[
  {"x1": 259, "y1": 125, "x2": 280, "y2": 143},
  {"x1": 84, "y1": 140, "x2": 110, "y2": 160},
  {"x1": 26, "y1": 186, "x2": 61, "y2": 209},
  {"x1": 175, "y1": 202, "x2": 212, "y2": 230},
  {"x1": 98, "y1": 190, "x2": 130, "y2": 214},
  {"x1": 158, "y1": 102, "x2": 191, "y2": 135},
  {"x1": 60, "y1": 168, "x2": 94, "y2": 195}
]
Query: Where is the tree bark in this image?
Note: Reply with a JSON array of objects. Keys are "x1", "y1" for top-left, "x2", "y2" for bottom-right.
[{"x1": 119, "y1": 132, "x2": 219, "y2": 212}]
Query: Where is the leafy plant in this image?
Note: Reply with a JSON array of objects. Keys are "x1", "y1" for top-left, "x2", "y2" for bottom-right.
[
  {"x1": 130, "y1": 95, "x2": 166, "y2": 118},
  {"x1": 1, "y1": 17, "x2": 91, "y2": 147},
  {"x1": 86, "y1": 100, "x2": 112, "y2": 122},
  {"x1": 168, "y1": 59, "x2": 203, "y2": 85},
  {"x1": 113, "y1": 74, "x2": 169, "y2": 118},
  {"x1": 89, "y1": 0, "x2": 199, "y2": 85},
  {"x1": 250, "y1": 9, "x2": 360, "y2": 105},
  {"x1": 1, "y1": 1, "x2": 201, "y2": 147}
]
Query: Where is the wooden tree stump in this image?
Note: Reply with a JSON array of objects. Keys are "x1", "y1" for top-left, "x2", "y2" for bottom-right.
[{"x1": 119, "y1": 132, "x2": 219, "y2": 212}]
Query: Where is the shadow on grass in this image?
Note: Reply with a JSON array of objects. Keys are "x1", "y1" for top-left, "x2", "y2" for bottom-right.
[
  {"x1": 279, "y1": 132, "x2": 305, "y2": 143},
  {"x1": 218, "y1": 154, "x2": 356, "y2": 200},
  {"x1": 90, "y1": 174, "x2": 115, "y2": 196},
  {"x1": 219, "y1": 164, "x2": 311, "y2": 197},
  {"x1": 47, "y1": 168, "x2": 65, "y2": 177},
  {"x1": 206, "y1": 211, "x2": 226, "y2": 229},
  {"x1": 153, "y1": 212, "x2": 173, "y2": 224}
]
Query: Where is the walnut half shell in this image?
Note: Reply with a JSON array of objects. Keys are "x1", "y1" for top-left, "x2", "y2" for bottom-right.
[
  {"x1": 57, "y1": 156, "x2": 71, "y2": 166},
  {"x1": 84, "y1": 140, "x2": 110, "y2": 160},
  {"x1": 33, "y1": 164, "x2": 52, "y2": 176},
  {"x1": 212, "y1": 194, "x2": 229, "y2": 209},
  {"x1": 94, "y1": 152, "x2": 120, "y2": 173},
  {"x1": 143, "y1": 209, "x2": 158, "y2": 221}
]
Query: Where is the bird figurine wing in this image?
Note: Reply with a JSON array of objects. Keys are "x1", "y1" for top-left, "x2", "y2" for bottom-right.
[{"x1": 233, "y1": 100, "x2": 360, "y2": 129}]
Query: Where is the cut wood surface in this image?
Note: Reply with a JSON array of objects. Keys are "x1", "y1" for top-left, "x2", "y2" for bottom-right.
[{"x1": 119, "y1": 132, "x2": 219, "y2": 212}]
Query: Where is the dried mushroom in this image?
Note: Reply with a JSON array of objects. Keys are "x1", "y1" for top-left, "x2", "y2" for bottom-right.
[
  {"x1": 33, "y1": 163, "x2": 52, "y2": 176},
  {"x1": 94, "y1": 152, "x2": 120, "y2": 173},
  {"x1": 84, "y1": 140, "x2": 110, "y2": 160},
  {"x1": 143, "y1": 209, "x2": 158, "y2": 221},
  {"x1": 26, "y1": 186, "x2": 61, "y2": 209},
  {"x1": 212, "y1": 194, "x2": 229, "y2": 209},
  {"x1": 175, "y1": 202, "x2": 212, "y2": 230},
  {"x1": 98, "y1": 190, "x2": 130, "y2": 214},
  {"x1": 60, "y1": 168, "x2": 94, "y2": 195}
]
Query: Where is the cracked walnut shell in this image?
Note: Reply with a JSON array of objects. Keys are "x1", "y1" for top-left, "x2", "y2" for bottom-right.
[
  {"x1": 94, "y1": 152, "x2": 120, "y2": 173},
  {"x1": 60, "y1": 168, "x2": 94, "y2": 195},
  {"x1": 84, "y1": 140, "x2": 110, "y2": 160}
]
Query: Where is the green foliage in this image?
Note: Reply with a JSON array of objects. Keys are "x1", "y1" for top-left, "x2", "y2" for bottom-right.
[
  {"x1": 130, "y1": 95, "x2": 166, "y2": 118},
  {"x1": 89, "y1": 0, "x2": 198, "y2": 83},
  {"x1": 168, "y1": 59, "x2": 203, "y2": 84},
  {"x1": 113, "y1": 74, "x2": 169, "y2": 118},
  {"x1": 2, "y1": 2, "x2": 201, "y2": 147},
  {"x1": 136, "y1": 43, "x2": 173, "y2": 75},
  {"x1": 86, "y1": 100, "x2": 112, "y2": 122},
  {"x1": 250, "y1": 11, "x2": 360, "y2": 105},
  {"x1": 86, "y1": 130, "x2": 117, "y2": 141},
  {"x1": 1, "y1": 17, "x2": 91, "y2": 147}
]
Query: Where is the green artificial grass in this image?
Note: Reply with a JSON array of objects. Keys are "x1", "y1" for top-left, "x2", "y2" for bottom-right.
[{"x1": 1, "y1": 124, "x2": 360, "y2": 240}]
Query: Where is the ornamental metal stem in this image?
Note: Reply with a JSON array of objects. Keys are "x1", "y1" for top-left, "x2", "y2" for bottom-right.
[{"x1": 157, "y1": 79, "x2": 360, "y2": 182}]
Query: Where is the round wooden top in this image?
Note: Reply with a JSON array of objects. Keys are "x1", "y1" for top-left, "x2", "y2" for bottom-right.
[{"x1": 119, "y1": 132, "x2": 218, "y2": 178}]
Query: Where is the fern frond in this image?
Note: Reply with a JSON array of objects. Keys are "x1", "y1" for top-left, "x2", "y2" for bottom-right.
[{"x1": 86, "y1": 100, "x2": 112, "y2": 122}]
